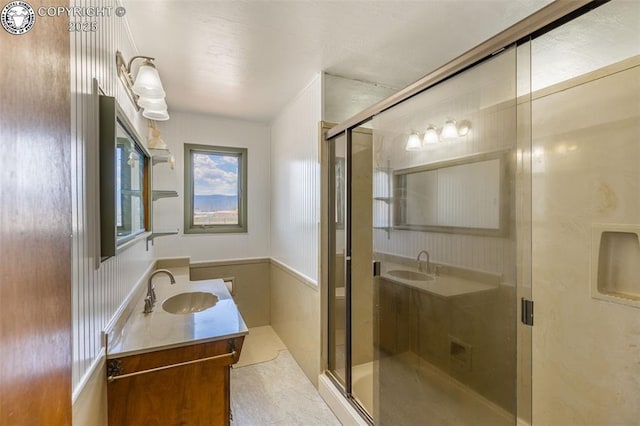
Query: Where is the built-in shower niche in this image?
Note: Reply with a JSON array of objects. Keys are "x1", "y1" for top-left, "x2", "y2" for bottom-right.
[{"x1": 592, "y1": 225, "x2": 640, "y2": 308}]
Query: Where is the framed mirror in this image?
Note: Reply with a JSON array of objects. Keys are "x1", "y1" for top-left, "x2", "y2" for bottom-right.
[
  {"x1": 99, "y1": 95, "x2": 150, "y2": 260},
  {"x1": 394, "y1": 151, "x2": 508, "y2": 236}
]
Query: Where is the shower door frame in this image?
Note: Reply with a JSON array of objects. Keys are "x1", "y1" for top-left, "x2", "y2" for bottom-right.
[
  {"x1": 325, "y1": 1, "x2": 596, "y2": 141},
  {"x1": 323, "y1": 121, "x2": 375, "y2": 424},
  {"x1": 321, "y1": 2, "x2": 607, "y2": 424}
]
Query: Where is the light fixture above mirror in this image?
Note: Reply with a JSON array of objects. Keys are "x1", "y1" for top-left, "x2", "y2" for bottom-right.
[
  {"x1": 440, "y1": 119, "x2": 459, "y2": 140},
  {"x1": 116, "y1": 51, "x2": 170, "y2": 121},
  {"x1": 403, "y1": 119, "x2": 472, "y2": 151},
  {"x1": 405, "y1": 132, "x2": 423, "y2": 151},
  {"x1": 423, "y1": 126, "x2": 439, "y2": 145}
]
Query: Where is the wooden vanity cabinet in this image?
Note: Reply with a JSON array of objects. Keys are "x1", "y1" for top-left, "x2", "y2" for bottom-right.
[
  {"x1": 107, "y1": 336, "x2": 244, "y2": 426},
  {"x1": 376, "y1": 278, "x2": 411, "y2": 355}
]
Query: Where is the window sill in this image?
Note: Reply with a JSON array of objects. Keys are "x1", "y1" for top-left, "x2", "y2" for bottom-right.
[{"x1": 184, "y1": 226, "x2": 248, "y2": 235}]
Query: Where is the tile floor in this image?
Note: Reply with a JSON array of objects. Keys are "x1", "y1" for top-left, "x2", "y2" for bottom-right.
[{"x1": 231, "y1": 327, "x2": 341, "y2": 426}]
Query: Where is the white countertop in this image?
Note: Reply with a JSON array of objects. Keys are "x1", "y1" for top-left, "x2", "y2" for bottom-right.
[
  {"x1": 107, "y1": 267, "x2": 248, "y2": 358},
  {"x1": 381, "y1": 262, "x2": 499, "y2": 298}
]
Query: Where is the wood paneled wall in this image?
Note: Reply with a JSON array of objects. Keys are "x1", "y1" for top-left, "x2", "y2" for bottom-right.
[{"x1": 0, "y1": 1, "x2": 72, "y2": 423}]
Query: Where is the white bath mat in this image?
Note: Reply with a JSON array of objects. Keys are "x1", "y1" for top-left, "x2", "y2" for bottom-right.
[{"x1": 235, "y1": 325, "x2": 287, "y2": 368}]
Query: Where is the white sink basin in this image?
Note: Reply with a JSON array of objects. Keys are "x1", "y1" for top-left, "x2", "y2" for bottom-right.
[
  {"x1": 162, "y1": 292, "x2": 218, "y2": 314},
  {"x1": 387, "y1": 270, "x2": 434, "y2": 281}
]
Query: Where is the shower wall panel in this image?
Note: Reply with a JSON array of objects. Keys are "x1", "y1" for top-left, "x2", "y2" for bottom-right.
[{"x1": 531, "y1": 59, "x2": 640, "y2": 425}]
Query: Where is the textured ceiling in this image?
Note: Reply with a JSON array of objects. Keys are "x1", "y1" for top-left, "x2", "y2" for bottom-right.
[{"x1": 122, "y1": 0, "x2": 554, "y2": 122}]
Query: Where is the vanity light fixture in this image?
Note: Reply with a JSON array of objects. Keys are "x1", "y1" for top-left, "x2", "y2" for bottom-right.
[
  {"x1": 138, "y1": 96, "x2": 167, "y2": 111},
  {"x1": 407, "y1": 119, "x2": 472, "y2": 151},
  {"x1": 142, "y1": 109, "x2": 170, "y2": 121},
  {"x1": 405, "y1": 132, "x2": 423, "y2": 151},
  {"x1": 132, "y1": 60, "x2": 165, "y2": 98},
  {"x1": 423, "y1": 126, "x2": 440, "y2": 145},
  {"x1": 116, "y1": 51, "x2": 170, "y2": 121},
  {"x1": 441, "y1": 119, "x2": 459, "y2": 140},
  {"x1": 457, "y1": 120, "x2": 471, "y2": 136}
]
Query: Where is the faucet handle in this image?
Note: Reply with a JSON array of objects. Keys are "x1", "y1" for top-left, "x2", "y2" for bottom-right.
[{"x1": 143, "y1": 295, "x2": 153, "y2": 314}]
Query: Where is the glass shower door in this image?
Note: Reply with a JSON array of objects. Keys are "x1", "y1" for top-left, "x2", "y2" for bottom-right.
[
  {"x1": 327, "y1": 125, "x2": 377, "y2": 421},
  {"x1": 349, "y1": 126, "x2": 375, "y2": 416},
  {"x1": 328, "y1": 131, "x2": 347, "y2": 387},
  {"x1": 371, "y1": 47, "x2": 520, "y2": 425}
]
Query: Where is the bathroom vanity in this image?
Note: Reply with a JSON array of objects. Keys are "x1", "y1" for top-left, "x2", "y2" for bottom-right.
[
  {"x1": 376, "y1": 258, "x2": 516, "y2": 412},
  {"x1": 106, "y1": 266, "x2": 247, "y2": 425}
]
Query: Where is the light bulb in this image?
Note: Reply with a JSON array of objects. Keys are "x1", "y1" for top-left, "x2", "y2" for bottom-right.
[
  {"x1": 143, "y1": 109, "x2": 170, "y2": 121},
  {"x1": 423, "y1": 126, "x2": 439, "y2": 145},
  {"x1": 441, "y1": 120, "x2": 458, "y2": 140},
  {"x1": 457, "y1": 120, "x2": 471, "y2": 136},
  {"x1": 138, "y1": 96, "x2": 167, "y2": 111},
  {"x1": 405, "y1": 133, "x2": 422, "y2": 151},
  {"x1": 132, "y1": 60, "x2": 166, "y2": 98}
]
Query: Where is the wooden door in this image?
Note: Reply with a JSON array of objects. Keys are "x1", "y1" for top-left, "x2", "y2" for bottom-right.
[{"x1": 0, "y1": 0, "x2": 72, "y2": 424}]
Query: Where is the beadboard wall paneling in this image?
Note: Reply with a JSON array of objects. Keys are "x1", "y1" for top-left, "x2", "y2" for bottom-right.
[
  {"x1": 151, "y1": 111, "x2": 270, "y2": 261},
  {"x1": 70, "y1": 0, "x2": 153, "y2": 395},
  {"x1": 374, "y1": 229, "x2": 515, "y2": 281},
  {"x1": 372, "y1": 50, "x2": 518, "y2": 283},
  {"x1": 270, "y1": 74, "x2": 322, "y2": 283}
]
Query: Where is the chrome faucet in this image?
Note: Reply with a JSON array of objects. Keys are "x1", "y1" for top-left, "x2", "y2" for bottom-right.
[
  {"x1": 144, "y1": 269, "x2": 176, "y2": 314},
  {"x1": 416, "y1": 250, "x2": 431, "y2": 274}
]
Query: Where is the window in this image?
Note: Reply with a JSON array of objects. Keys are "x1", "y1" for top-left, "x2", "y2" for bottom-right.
[{"x1": 184, "y1": 144, "x2": 247, "y2": 234}]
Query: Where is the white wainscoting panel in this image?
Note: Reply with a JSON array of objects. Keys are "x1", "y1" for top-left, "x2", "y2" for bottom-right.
[
  {"x1": 70, "y1": 0, "x2": 153, "y2": 393},
  {"x1": 270, "y1": 74, "x2": 322, "y2": 283}
]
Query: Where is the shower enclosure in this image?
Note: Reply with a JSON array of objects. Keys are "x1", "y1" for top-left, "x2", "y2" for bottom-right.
[{"x1": 323, "y1": 1, "x2": 640, "y2": 425}]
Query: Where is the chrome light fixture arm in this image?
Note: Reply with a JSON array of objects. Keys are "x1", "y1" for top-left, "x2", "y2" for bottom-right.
[
  {"x1": 116, "y1": 51, "x2": 169, "y2": 120},
  {"x1": 116, "y1": 50, "x2": 142, "y2": 110}
]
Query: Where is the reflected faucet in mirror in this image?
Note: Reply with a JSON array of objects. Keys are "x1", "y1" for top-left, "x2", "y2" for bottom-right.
[
  {"x1": 144, "y1": 269, "x2": 176, "y2": 314},
  {"x1": 416, "y1": 250, "x2": 431, "y2": 274}
]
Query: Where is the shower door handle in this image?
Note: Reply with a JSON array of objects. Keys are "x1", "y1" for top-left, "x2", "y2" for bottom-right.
[
  {"x1": 372, "y1": 261, "x2": 381, "y2": 277},
  {"x1": 521, "y1": 298, "x2": 534, "y2": 326}
]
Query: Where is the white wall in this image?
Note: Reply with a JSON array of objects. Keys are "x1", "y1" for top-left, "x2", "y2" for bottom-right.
[
  {"x1": 270, "y1": 74, "x2": 323, "y2": 282},
  {"x1": 152, "y1": 111, "x2": 271, "y2": 261},
  {"x1": 71, "y1": 0, "x2": 153, "y2": 406}
]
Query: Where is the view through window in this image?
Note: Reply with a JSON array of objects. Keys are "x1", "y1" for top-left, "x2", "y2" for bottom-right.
[{"x1": 184, "y1": 144, "x2": 247, "y2": 233}]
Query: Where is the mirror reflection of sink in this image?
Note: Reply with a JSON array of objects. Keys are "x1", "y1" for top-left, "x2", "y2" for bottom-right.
[
  {"x1": 162, "y1": 292, "x2": 218, "y2": 314},
  {"x1": 387, "y1": 270, "x2": 434, "y2": 281}
]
